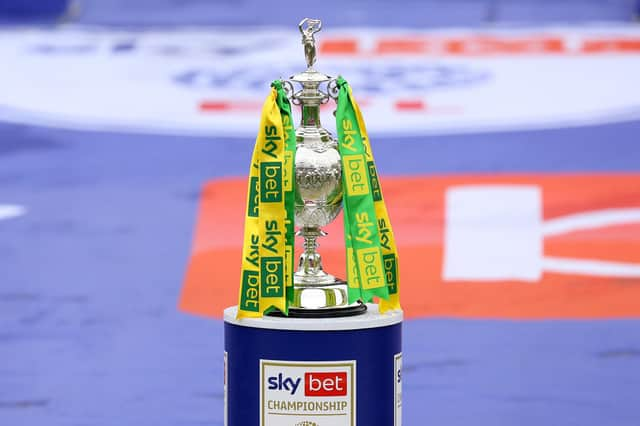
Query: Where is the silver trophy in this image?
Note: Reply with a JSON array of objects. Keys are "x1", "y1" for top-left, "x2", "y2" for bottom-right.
[{"x1": 281, "y1": 18, "x2": 364, "y2": 315}]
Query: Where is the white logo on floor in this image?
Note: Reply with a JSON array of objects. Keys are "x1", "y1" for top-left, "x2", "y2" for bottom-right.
[
  {"x1": 443, "y1": 185, "x2": 640, "y2": 281},
  {"x1": 0, "y1": 26, "x2": 639, "y2": 136},
  {"x1": 0, "y1": 204, "x2": 27, "y2": 221}
]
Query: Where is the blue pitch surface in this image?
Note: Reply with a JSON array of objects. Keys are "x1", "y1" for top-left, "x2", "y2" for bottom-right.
[
  {"x1": 2, "y1": 1, "x2": 640, "y2": 425},
  {"x1": 3, "y1": 120, "x2": 640, "y2": 425}
]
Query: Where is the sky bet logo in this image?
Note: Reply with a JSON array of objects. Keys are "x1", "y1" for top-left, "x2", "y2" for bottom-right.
[{"x1": 267, "y1": 372, "x2": 348, "y2": 396}]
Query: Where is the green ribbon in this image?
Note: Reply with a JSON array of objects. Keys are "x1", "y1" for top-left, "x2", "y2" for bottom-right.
[{"x1": 335, "y1": 76, "x2": 390, "y2": 304}]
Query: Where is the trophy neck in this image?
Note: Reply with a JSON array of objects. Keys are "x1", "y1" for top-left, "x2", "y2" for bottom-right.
[
  {"x1": 289, "y1": 69, "x2": 331, "y2": 133},
  {"x1": 290, "y1": 78, "x2": 334, "y2": 145},
  {"x1": 300, "y1": 103, "x2": 321, "y2": 127},
  {"x1": 295, "y1": 97, "x2": 334, "y2": 147}
]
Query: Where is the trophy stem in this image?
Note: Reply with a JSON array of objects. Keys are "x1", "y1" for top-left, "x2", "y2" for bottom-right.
[
  {"x1": 302, "y1": 227, "x2": 321, "y2": 253},
  {"x1": 295, "y1": 226, "x2": 334, "y2": 285}
]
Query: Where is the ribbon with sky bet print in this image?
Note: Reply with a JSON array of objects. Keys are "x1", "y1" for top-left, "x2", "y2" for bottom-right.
[
  {"x1": 237, "y1": 78, "x2": 400, "y2": 318},
  {"x1": 237, "y1": 81, "x2": 295, "y2": 318},
  {"x1": 336, "y1": 76, "x2": 400, "y2": 312}
]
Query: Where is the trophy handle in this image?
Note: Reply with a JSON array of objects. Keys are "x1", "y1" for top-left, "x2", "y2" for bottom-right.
[
  {"x1": 281, "y1": 79, "x2": 302, "y2": 105},
  {"x1": 327, "y1": 78, "x2": 340, "y2": 100}
]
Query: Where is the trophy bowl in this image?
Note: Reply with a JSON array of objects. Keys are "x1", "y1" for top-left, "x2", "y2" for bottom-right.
[{"x1": 294, "y1": 131, "x2": 343, "y2": 229}]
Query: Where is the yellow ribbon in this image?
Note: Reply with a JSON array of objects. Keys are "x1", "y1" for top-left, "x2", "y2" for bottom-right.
[{"x1": 237, "y1": 88, "x2": 288, "y2": 318}]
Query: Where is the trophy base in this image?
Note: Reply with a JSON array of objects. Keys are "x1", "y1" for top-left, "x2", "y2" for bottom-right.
[
  {"x1": 268, "y1": 300, "x2": 367, "y2": 318},
  {"x1": 282, "y1": 278, "x2": 368, "y2": 316}
]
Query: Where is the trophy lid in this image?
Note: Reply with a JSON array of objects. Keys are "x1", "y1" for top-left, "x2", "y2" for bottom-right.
[
  {"x1": 289, "y1": 18, "x2": 331, "y2": 85},
  {"x1": 287, "y1": 17, "x2": 332, "y2": 106},
  {"x1": 289, "y1": 70, "x2": 331, "y2": 84}
]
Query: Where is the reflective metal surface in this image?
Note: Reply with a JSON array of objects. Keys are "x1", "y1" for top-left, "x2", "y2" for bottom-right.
[
  {"x1": 284, "y1": 18, "x2": 359, "y2": 311},
  {"x1": 299, "y1": 17, "x2": 322, "y2": 70},
  {"x1": 294, "y1": 134, "x2": 342, "y2": 229}
]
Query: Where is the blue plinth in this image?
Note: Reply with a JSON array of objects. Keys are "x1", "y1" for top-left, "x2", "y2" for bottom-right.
[{"x1": 224, "y1": 305, "x2": 403, "y2": 426}]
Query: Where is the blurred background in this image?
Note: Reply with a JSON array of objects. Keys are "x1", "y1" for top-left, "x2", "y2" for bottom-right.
[{"x1": 2, "y1": 0, "x2": 640, "y2": 425}]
